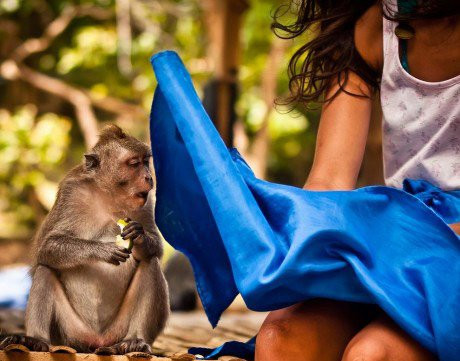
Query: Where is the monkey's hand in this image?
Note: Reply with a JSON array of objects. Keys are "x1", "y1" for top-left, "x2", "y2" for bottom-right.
[
  {"x1": 99, "y1": 243, "x2": 131, "y2": 266},
  {"x1": 122, "y1": 219, "x2": 162, "y2": 261},
  {"x1": 121, "y1": 219, "x2": 145, "y2": 243}
]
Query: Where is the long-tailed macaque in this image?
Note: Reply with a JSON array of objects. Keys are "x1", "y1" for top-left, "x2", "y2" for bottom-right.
[{"x1": 0, "y1": 125, "x2": 169, "y2": 354}]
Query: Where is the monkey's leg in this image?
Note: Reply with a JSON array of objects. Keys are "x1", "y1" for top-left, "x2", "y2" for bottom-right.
[
  {"x1": 96, "y1": 259, "x2": 169, "y2": 355},
  {"x1": 25, "y1": 265, "x2": 102, "y2": 352},
  {"x1": 25, "y1": 266, "x2": 54, "y2": 344},
  {"x1": 124, "y1": 258, "x2": 169, "y2": 344}
]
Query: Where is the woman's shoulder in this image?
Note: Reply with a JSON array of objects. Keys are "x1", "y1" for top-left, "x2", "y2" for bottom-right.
[{"x1": 354, "y1": 2, "x2": 384, "y2": 74}]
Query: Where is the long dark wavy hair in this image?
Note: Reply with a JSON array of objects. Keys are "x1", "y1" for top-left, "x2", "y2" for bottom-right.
[{"x1": 272, "y1": 0, "x2": 460, "y2": 105}]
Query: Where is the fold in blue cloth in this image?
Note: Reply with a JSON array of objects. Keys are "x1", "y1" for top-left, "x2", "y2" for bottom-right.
[
  {"x1": 149, "y1": 51, "x2": 460, "y2": 361},
  {"x1": 189, "y1": 337, "x2": 256, "y2": 360}
]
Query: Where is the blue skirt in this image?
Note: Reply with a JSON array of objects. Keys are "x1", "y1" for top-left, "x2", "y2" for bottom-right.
[{"x1": 149, "y1": 51, "x2": 460, "y2": 361}]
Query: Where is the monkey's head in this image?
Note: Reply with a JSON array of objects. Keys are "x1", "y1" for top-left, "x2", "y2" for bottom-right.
[{"x1": 84, "y1": 125, "x2": 154, "y2": 212}]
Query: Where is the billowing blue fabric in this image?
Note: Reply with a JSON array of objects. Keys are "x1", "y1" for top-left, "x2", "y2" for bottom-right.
[
  {"x1": 149, "y1": 51, "x2": 460, "y2": 361},
  {"x1": 403, "y1": 179, "x2": 460, "y2": 224}
]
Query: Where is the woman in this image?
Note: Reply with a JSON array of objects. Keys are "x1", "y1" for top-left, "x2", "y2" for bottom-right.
[{"x1": 256, "y1": 1, "x2": 460, "y2": 360}]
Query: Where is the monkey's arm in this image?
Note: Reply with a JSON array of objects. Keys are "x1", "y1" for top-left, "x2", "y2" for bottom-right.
[{"x1": 38, "y1": 233, "x2": 131, "y2": 269}]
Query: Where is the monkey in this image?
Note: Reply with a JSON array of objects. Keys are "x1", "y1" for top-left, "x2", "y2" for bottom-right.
[{"x1": 0, "y1": 125, "x2": 169, "y2": 354}]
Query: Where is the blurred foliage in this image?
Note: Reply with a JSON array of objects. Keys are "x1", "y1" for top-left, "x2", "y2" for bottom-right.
[
  {"x1": 0, "y1": 0, "x2": 320, "y2": 238},
  {"x1": 238, "y1": 0, "x2": 320, "y2": 184},
  {"x1": 0, "y1": 106, "x2": 71, "y2": 237}
]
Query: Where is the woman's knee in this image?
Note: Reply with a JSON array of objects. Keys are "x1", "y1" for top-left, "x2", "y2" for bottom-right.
[
  {"x1": 255, "y1": 307, "x2": 314, "y2": 361},
  {"x1": 342, "y1": 336, "x2": 388, "y2": 361},
  {"x1": 256, "y1": 317, "x2": 292, "y2": 351}
]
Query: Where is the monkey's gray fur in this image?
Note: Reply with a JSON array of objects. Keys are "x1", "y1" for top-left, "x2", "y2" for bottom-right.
[{"x1": 2, "y1": 125, "x2": 169, "y2": 354}]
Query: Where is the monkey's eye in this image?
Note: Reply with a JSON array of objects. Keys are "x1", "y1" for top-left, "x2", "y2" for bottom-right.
[
  {"x1": 128, "y1": 159, "x2": 141, "y2": 167},
  {"x1": 117, "y1": 180, "x2": 129, "y2": 187}
]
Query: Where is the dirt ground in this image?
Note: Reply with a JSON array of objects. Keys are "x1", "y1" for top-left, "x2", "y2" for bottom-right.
[{"x1": 0, "y1": 308, "x2": 265, "y2": 359}]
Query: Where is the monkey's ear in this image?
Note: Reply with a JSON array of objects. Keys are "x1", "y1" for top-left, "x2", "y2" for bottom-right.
[{"x1": 84, "y1": 154, "x2": 100, "y2": 170}]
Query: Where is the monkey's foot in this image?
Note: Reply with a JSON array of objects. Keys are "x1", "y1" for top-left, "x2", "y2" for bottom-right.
[
  {"x1": 95, "y1": 338, "x2": 152, "y2": 355},
  {"x1": 0, "y1": 335, "x2": 49, "y2": 352}
]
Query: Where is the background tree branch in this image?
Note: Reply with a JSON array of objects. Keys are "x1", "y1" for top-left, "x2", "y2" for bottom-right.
[
  {"x1": 0, "y1": 3, "x2": 148, "y2": 149},
  {"x1": 1, "y1": 61, "x2": 99, "y2": 148},
  {"x1": 12, "y1": 5, "x2": 113, "y2": 63},
  {"x1": 0, "y1": 60, "x2": 146, "y2": 148},
  {"x1": 116, "y1": 0, "x2": 133, "y2": 77}
]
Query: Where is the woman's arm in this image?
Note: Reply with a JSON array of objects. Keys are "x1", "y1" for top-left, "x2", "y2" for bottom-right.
[
  {"x1": 304, "y1": 73, "x2": 374, "y2": 191},
  {"x1": 304, "y1": 3, "x2": 382, "y2": 191}
]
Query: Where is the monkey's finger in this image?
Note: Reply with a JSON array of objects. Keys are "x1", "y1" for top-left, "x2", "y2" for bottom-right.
[
  {"x1": 114, "y1": 250, "x2": 131, "y2": 260},
  {"x1": 121, "y1": 226, "x2": 141, "y2": 237},
  {"x1": 122, "y1": 230, "x2": 142, "y2": 240},
  {"x1": 122, "y1": 222, "x2": 141, "y2": 230},
  {"x1": 132, "y1": 235, "x2": 144, "y2": 245},
  {"x1": 116, "y1": 246, "x2": 131, "y2": 254},
  {"x1": 122, "y1": 232, "x2": 140, "y2": 241},
  {"x1": 114, "y1": 256, "x2": 128, "y2": 263},
  {"x1": 108, "y1": 258, "x2": 121, "y2": 265},
  {"x1": 113, "y1": 249, "x2": 130, "y2": 258},
  {"x1": 122, "y1": 223, "x2": 142, "y2": 235},
  {"x1": 121, "y1": 229, "x2": 140, "y2": 239},
  {"x1": 123, "y1": 218, "x2": 132, "y2": 223},
  {"x1": 125, "y1": 220, "x2": 139, "y2": 226}
]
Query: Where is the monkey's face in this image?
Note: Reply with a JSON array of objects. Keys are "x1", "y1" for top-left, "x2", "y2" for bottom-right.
[
  {"x1": 86, "y1": 140, "x2": 154, "y2": 213},
  {"x1": 109, "y1": 148, "x2": 154, "y2": 212}
]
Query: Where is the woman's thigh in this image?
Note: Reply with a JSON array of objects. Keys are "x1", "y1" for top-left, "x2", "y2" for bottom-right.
[
  {"x1": 255, "y1": 299, "x2": 375, "y2": 361},
  {"x1": 342, "y1": 314, "x2": 437, "y2": 361}
]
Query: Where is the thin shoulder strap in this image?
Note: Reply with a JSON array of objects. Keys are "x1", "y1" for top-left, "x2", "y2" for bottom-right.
[{"x1": 397, "y1": 0, "x2": 416, "y2": 73}]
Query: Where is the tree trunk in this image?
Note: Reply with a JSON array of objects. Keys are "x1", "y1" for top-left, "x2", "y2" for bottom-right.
[{"x1": 202, "y1": 0, "x2": 249, "y2": 146}]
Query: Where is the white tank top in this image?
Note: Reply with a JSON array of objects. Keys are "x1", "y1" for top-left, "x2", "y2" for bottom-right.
[{"x1": 380, "y1": 16, "x2": 460, "y2": 190}]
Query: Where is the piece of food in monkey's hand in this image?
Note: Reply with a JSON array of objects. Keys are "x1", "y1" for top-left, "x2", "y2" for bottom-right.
[{"x1": 116, "y1": 219, "x2": 133, "y2": 250}]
